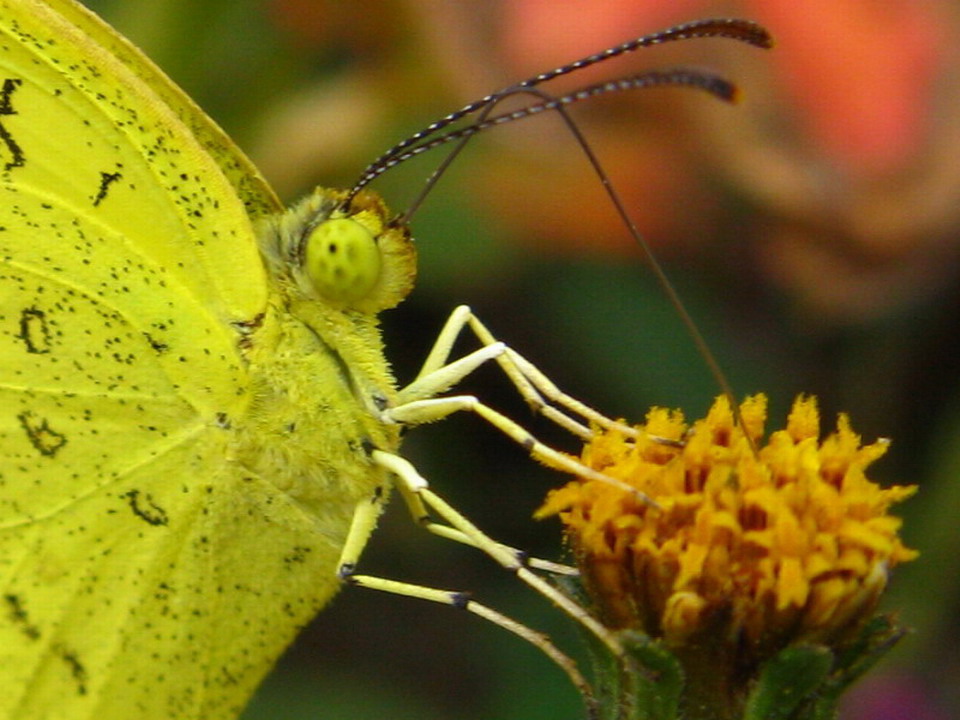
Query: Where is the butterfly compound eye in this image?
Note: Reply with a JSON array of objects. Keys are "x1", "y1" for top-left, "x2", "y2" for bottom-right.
[{"x1": 304, "y1": 217, "x2": 382, "y2": 304}]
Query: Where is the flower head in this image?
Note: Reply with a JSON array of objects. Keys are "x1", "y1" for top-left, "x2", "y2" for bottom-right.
[{"x1": 539, "y1": 394, "x2": 917, "y2": 676}]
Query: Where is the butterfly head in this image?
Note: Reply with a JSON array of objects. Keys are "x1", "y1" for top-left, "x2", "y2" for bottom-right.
[{"x1": 262, "y1": 188, "x2": 417, "y2": 315}]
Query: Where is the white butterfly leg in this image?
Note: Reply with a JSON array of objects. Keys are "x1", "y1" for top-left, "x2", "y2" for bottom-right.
[
  {"x1": 386, "y1": 329, "x2": 651, "y2": 502},
  {"x1": 335, "y1": 307, "x2": 652, "y2": 704},
  {"x1": 399, "y1": 304, "x2": 639, "y2": 440},
  {"x1": 335, "y1": 455, "x2": 601, "y2": 708},
  {"x1": 371, "y1": 451, "x2": 619, "y2": 647}
]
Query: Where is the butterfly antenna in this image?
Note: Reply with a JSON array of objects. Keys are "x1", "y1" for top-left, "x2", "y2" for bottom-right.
[
  {"x1": 348, "y1": 19, "x2": 773, "y2": 448},
  {"x1": 394, "y1": 68, "x2": 738, "y2": 225},
  {"x1": 345, "y1": 18, "x2": 772, "y2": 206},
  {"x1": 522, "y1": 88, "x2": 759, "y2": 453},
  {"x1": 487, "y1": 82, "x2": 760, "y2": 452},
  {"x1": 387, "y1": 74, "x2": 759, "y2": 448}
]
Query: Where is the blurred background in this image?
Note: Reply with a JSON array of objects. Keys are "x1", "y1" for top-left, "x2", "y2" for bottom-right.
[{"x1": 81, "y1": 1, "x2": 960, "y2": 718}]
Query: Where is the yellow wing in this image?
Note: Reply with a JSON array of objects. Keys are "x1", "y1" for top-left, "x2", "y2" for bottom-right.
[
  {"x1": 36, "y1": 0, "x2": 283, "y2": 221},
  {"x1": 0, "y1": 1, "x2": 410, "y2": 718}
]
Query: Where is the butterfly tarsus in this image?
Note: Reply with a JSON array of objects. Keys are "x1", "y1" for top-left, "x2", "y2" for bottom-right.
[
  {"x1": 336, "y1": 448, "x2": 600, "y2": 710},
  {"x1": 383, "y1": 453, "x2": 578, "y2": 576},
  {"x1": 389, "y1": 305, "x2": 657, "y2": 505},
  {"x1": 400, "y1": 305, "x2": 638, "y2": 439}
]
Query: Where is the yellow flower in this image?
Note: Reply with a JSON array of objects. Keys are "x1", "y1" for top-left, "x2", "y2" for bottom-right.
[{"x1": 538, "y1": 394, "x2": 917, "y2": 670}]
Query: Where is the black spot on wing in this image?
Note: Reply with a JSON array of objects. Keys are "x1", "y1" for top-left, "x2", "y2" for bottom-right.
[
  {"x1": 123, "y1": 489, "x2": 170, "y2": 527},
  {"x1": 54, "y1": 644, "x2": 88, "y2": 697},
  {"x1": 17, "y1": 306, "x2": 51, "y2": 354},
  {"x1": 17, "y1": 410, "x2": 67, "y2": 457},
  {"x1": 0, "y1": 78, "x2": 24, "y2": 172},
  {"x1": 4, "y1": 594, "x2": 41, "y2": 641},
  {"x1": 142, "y1": 331, "x2": 169, "y2": 353},
  {"x1": 92, "y1": 169, "x2": 122, "y2": 207},
  {"x1": 0, "y1": 77, "x2": 22, "y2": 114}
]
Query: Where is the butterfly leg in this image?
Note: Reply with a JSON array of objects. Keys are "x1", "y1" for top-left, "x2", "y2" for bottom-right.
[
  {"x1": 368, "y1": 450, "x2": 577, "y2": 576},
  {"x1": 385, "y1": 387, "x2": 651, "y2": 502},
  {"x1": 399, "y1": 304, "x2": 638, "y2": 440},
  {"x1": 367, "y1": 449, "x2": 625, "y2": 679},
  {"x1": 335, "y1": 463, "x2": 599, "y2": 711},
  {"x1": 386, "y1": 304, "x2": 656, "y2": 548}
]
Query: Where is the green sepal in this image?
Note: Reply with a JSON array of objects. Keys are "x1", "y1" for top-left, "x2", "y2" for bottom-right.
[
  {"x1": 743, "y1": 614, "x2": 908, "y2": 720},
  {"x1": 555, "y1": 568, "x2": 909, "y2": 720},
  {"x1": 582, "y1": 629, "x2": 685, "y2": 720},
  {"x1": 799, "y1": 614, "x2": 908, "y2": 720},
  {"x1": 743, "y1": 645, "x2": 833, "y2": 720},
  {"x1": 616, "y1": 631, "x2": 685, "y2": 720},
  {"x1": 557, "y1": 576, "x2": 684, "y2": 720}
]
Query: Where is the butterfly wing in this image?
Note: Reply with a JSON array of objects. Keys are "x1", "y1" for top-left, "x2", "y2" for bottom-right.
[
  {"x1": 0, "y1": 1, "x2": 349, "y2": 717},
  {"x1": 38, "y1": 0, "x2": 283, "y2": 221}
]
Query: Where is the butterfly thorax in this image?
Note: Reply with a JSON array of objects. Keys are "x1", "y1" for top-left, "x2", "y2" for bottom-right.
[{"x1": 229, "y1": 188, "x2": 416, "y2": 530}]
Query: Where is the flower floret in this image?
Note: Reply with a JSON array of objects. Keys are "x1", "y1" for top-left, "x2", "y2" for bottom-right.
[{"x1": 538, "y1": 394, "x2": 917, "y2": 660}]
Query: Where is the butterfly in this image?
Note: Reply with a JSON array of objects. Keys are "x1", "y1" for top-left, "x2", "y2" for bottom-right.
[{"x1": 0, "y1": 1, "x2": 772, "y2": 718}]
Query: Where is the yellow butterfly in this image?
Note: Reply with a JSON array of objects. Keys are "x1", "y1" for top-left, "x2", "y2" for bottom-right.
[
  {"x1": 0, "y1": 1, "x2": 771, "y2": 718},
  {"x1": 0, "y1": 1, "x2": 598, "y2": 716}
]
